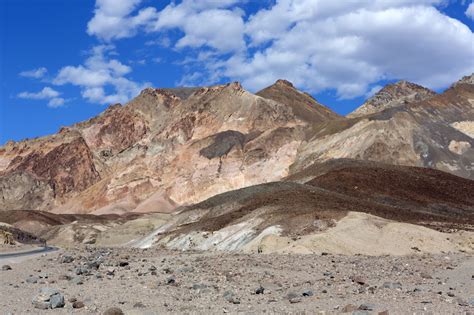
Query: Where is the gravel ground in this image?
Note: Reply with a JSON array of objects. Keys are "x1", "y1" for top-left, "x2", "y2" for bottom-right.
[{"x1": 1, "y1": 247, "x2": 473, "y2": 314}]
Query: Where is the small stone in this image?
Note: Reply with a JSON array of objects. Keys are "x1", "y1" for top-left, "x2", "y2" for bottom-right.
[
  {"x1": 359, "y1": 303, "x2": 376, "y2": 311},
  {"x1": 166, "y1": 276, "x2": 176, "y2": 285},
  {"x1": 351, "y1": 276, "x2": 366, "y2": 285},
  {"x1": 133, "y1": 302, "x2": 146, "y2": 308},
  {"x1": 103, "y1": 307, "x2": 125, "y2": 315},
  {"x1": 447, "y1": 292, "x2": 455, "y2": 297},
  {"x1": 341, "y1": 304, "x2": 358, "y2": 313},
  {"x1": 71, "y1": 276, "x2": 83, "y2": 285},
  {"x1": 119, "y1": 261, "x2": 129, "y2": 267},
  {"x1": 32, "y1": 288, "x2": 65, "y2": 309},
  {"x1": 192, "y1": 283, "x2": 207, "y2": 290},
  {"x1": 72, "y1": 301, "x2": 85, "y2": 309},
  {"x1": 60, "y1": 255, "x2": 74, "y2": 263},
  {"x1": 58, "y1": 274, "x2": 72, "y2": 281},
  {"x1": 75, "y1": 266, "x2": 89, "y2": 276},
  {"x1": 2, "y1": 265, "x2": 12, "y2": 271},
  {"x1": 26, "y1": 276, "x2": 39, "y2": 284},
  {"x1": 289, "y1": 297, "x2": 302, "y2": 303},
  {"x1": 302, "y1": 290, "x2": 314, "y2": 297},
  {"x1": 383, "y1": 282, "x2": 402, "y2": 289},
  {"x1": 378, "y1": 311, "x2": 389, "y2": 315},
  {"x1": 256, "y1": 286, "x2": 265, "y2": 294},
  {"x1": 421, "y1": 272, "x2": 432, "y2": 279},
  {"x1": 223, "y1": 291, "x2": 240, "y2": 304}
]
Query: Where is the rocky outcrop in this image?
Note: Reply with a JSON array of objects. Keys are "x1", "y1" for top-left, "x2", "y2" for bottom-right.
[
  {"x1": 348, "y1": 80, "x2": 436, "y2": 118},
  {"x1": 0, "y1": 171, "x2": 53, "y2": 210},
  {"x1": 2, "y1": 137, "x2": 99, "y2": 205}
]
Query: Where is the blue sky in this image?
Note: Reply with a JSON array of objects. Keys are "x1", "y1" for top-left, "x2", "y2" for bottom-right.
[{"x1": 1, "y1": 0, "x2": 473, "y2": 144}]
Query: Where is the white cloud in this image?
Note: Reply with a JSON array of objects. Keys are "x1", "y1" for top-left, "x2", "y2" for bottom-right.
[
  {"x1": 231, "y1": 1, "x2": 474, "y2": 98},
  {"x1": 54, "y1": 45, "x2": 149, "y2": 104},
  {"x1": 18, "y1": 87, "x2": 60, "y2": 99},
  {"x1": 152, "y1": 1, "x2": 245, "y2": 52},
  {"x1": 84, "y1": 0, "x2": 474, "y2": 100},
  {"x1": 466, "y1": 1, "x2": 474, "y2": 20},
  {"x1": 48, "y1": 98, "x2": 66, "y2": 108},
  {"x1": 87, "y1": 0, "x2": 157, "y2": 41},
  {"x1": 18, "y1": 87, "x2": 66, "y2": 108},
  {"x1": 19, "y1": 67, "x2": 47, "y2": 79}
]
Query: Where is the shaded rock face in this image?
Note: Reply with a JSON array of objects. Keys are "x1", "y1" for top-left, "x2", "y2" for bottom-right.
[
  {"x1": 348, "y1": 80, "x2": 436, "y2": 117},
  {"x1": 199, "y1": 131, "x2": 247, "y2": 159}
]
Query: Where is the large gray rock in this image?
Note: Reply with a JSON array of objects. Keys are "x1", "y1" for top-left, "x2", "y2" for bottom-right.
[{"x1": 32, "y1": 288, "x2": 65, "y2": 309}]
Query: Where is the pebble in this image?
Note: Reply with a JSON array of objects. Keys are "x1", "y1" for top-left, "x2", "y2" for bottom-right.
[
  {"x1": 223, "y1": 291, "x2": 240, "y2": 304},
  {"x1": 103, "y1": 307, "x2": 125, "y2": 315},
  {"x1": 72, "y1": 301, "x2": 85, "y2": 309}
]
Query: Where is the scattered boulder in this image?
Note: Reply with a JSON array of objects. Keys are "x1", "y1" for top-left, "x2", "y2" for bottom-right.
[
  {"x1": 2, "y1": 265, "x2": 12, "y2": 271},
  {"x1": 32, "y1": 288, "x2": 65, "y2": 309}
]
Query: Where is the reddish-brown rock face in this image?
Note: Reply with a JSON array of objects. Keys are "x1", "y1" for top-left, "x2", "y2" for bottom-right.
[
  {"x1": 6, "y1": 137, "x2": 100, "y2": 199},
  {"x1": 79, "y1": 105, "x2": 148, "y2": 155}
]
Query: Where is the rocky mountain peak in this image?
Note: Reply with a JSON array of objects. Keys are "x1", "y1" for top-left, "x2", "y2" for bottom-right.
[
  {"x1": 256, "y1": 80, "x2": 340, "y2": 123},
  {"x1": 275, "y1": 79, "x2": 295, "y2": 88},
  {"x1": 452, "y1": 72, "x2": 474, "y2": 87},
  {"x1": 348, "y1": 80, "x2": 436, "y2": 117}
]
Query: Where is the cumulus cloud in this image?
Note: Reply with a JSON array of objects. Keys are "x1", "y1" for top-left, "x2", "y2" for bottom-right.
[
  {"x1": 87, "y1": 0, "x2": 157, "y2": 41},
  {"x1": 53, "y1": 45, "x2": 149, "y2": 104},
  {"x1": 230, "y1": 2, "x2": 474, "y2": 98},
  {"x1": 18, "y1": 87, "x2": 60, "y2": 99},
  {"x1": 17, "y1": 87, "x2": 65, "y2": 108},
  {"x1": 48, "y1": 98, "x2": 66, "y2": 108},
  {"x1": 84, "y1": 0, "x2": 474, "y2": 100},
  {"x1": 151, "y1": 0, "x2": 245, "y2": 52},
  {"x1": 19, "y1": 67, "x2": 47, "y2": 79},
  {"x1": 466, "y1": 1, "x2": 474, "y2": 20}
]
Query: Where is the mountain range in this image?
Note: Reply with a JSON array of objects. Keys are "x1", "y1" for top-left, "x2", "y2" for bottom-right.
[{"x1": 1, "y1": 73, "x2": 473, "y2": 253}]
